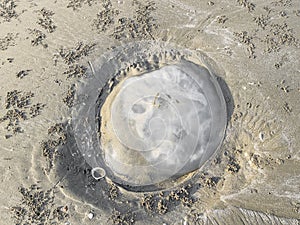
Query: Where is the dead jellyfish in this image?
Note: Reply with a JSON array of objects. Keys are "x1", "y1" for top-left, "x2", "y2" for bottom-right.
[{"x1": 72, "y1": 41, "x2": 227, "y2": 191}]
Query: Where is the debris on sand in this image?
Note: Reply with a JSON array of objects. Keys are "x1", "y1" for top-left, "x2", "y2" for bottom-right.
[
  {"x1": 233, "y1": 31, "x2": 256, "y2": 58},
  {"x1": 0, "y1": 0, "x2": 18, "y2": 22},
  {"x1": 28, "y1": 28, "x2": 48, "y2": 48},
  {"x1": 29, "y1": 103, "x2": 46, "y2": 118},
  {"x1": 253, "y1": 14, "x2": 270, "y2": 30},
  {"x1": 4, "y1": 90, "x2": 33, "y2": 110},
  {"x1": 0, "y1": 32, "x2": 17, "y2": 51},
  {"x1": 217, "y1": 15, "x2": 228, "y2": 24},
  {"x1": 226, "y1": 157, "x2": 241, "y2": 173},
  {"x1": 0, "y1": 90, "x2": 44, "y2": 137},
  {"x1": 63, "y1": 84, "x2": 76, "y2": 108},
  {"x1": 92, "y1": 0, "x2": 158, "y2": 40},
  {"x1": 16, "y1": 69, "x2": 31, "y2": 79},
  {"x1": 63, "y1": 64, "x2": 87, "y2": 79},
  {"x1": 57, "y1": 42, "x2": 96, "y2": 65},
  {"x1": 109, "y1": 209, "x2": 135, "y2": 225},
  {"x1": 140, "y1": 184, "x2": 195, "y2": 215},
  {"x1": 67, "y1": 0, "x2": 98, "y2": 11},
  {"x1": 41, "y1": 123, "x2": 67, "y2": 171},
  {"x1": 92, "y1": 0, "x2": 119, "y2": 32},
  {"x1": 107, "y1": 183, "x2": 119, "y2": 200},
  {"x1": 262, "y1": 22, "x2": 299, "y2": 53},
  {"x1": 112, "y1": 1, "x2": 158, "y2": 40},
  {"x1": 37, "y1": 8, "x2": 56, "y2": 33},
  {"x1": 11, "y1": 184, "x2": 69, "y2": 225},
  {"x1": 236, "y1": 0, "x2": 255, "y2": 12}
]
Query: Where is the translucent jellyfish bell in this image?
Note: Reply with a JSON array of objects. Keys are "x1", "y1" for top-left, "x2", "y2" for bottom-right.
[
  {"x1": 72, "y1": 41, "x2": 227, "y2": 191},
  {"x1": 100, "y1": 60, "x2": 226, "y2": 187}
]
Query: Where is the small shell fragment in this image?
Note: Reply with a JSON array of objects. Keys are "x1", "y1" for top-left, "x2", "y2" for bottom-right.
[
  {"x1": 87, "y1": 212, "x2": 94, "y2": 220},
  {"x1": 91, "y1": 167, "x2": 106, "y2": 180},
  {"x1": 259, "y1": 132, "x2": 264, "y2": 142}
]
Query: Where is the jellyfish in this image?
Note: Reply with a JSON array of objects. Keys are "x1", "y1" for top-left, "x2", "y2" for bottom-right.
[{"x1": 72, "y1": 41, "x2": 227, "y2": 191}]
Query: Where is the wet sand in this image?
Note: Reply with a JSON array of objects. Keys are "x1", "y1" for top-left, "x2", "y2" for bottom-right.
[{"x1": 0, "y1": 0, "x2": 299, "y2": 224}]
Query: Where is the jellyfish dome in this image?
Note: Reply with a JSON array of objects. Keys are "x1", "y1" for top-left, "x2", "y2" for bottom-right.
[{"x1": 72, "y1": 41, "x2": 227, "y2": 191}]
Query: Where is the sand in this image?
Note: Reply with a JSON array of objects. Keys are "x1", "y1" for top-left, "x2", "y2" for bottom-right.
[{"x1": 0, "y1": 0, "x2": 299, "y2": 224}]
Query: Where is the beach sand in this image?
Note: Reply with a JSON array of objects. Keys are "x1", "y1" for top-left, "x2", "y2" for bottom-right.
[{"x1": 0, "y1": 0, "x2": 299, "y2": 224}]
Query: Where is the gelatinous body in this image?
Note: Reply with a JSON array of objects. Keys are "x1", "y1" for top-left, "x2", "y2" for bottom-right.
[
  {"x1": 72, "y1": 41, "x2": 227, "y2": 191},
  {"x1": 100, "y1": 61, "x2": 225, "y2": 186}
]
